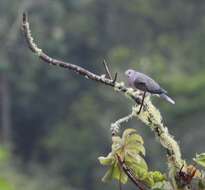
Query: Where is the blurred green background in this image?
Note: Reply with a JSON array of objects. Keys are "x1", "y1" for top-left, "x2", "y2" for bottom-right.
[{"x1": 1, "y1": 0, "x2": 205, "y2": 189}]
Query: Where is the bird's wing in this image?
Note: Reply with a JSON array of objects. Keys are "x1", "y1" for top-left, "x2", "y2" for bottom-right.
[
  {"x1": 134, "y1": 72, "x2": 165, "y2": 94},
  {"x1": 133, "y1": 77, "x2": 147, "y2": 92}
]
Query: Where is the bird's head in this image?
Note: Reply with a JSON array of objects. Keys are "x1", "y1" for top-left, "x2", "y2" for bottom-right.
[{"x1": 125, "y1": 69, "x2": 135, "y2": 78}]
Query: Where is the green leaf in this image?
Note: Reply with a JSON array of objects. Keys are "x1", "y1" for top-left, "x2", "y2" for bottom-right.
[
  {"x1": 134, "y1": 167, "x2": 148, "y2": 181},
  {"x1": 126, "y1": 142, "x2": 146, "y2": 156},
  {"x1": 144, "y1": 175, "x2": 155, "y2": 187},
  {"x1": 125, "y1": 133, "x2": 144, "y2": 145},
  {"x1": 126, "y1": 154, "x2": 148, "y2": 171},
  {"x1": 122, "y1": 128, "x2": 138, "y2": 142},
  {"x1": 102, "y1": 161, "x2": 128, "y2": 184},
  {"x1": 193, "y1": 153, "x2": 205, "y2": 168},
  {"x1": 102, "y1": 167, "x2": 114, "y2": 182},
  {"x1": 99, "y1": 128, "x2": 147, "y2": 185},
  {"x1": 143, "y1": 171, "x2": 166, "y2": 187},
  {"x1": 111, "y1": 136, "x2": 122, "y2": 152},
  {"x1": 98, "y1": 153, "x2": 114, "y2": 165},
  {"x1": 149, "y1": 171, "x2": 166, "y2": 183},
  {"x1": 125, "y1": 154, "x2": 148, "y2": 180},
  {"x1": 123, "y1": 128, "x2": 145, "y2": 156},
  {"x1": 152, "y1": 181, "x2": 171, "y2": 190}
]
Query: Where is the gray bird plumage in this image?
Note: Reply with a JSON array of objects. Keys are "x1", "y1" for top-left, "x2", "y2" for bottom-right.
[{"x1": 125, "y1": 69, "x2": 175, "y2": 104}]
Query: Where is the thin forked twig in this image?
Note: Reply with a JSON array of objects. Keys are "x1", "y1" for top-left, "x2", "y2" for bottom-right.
[
  {"x1": 103, "y1": 59, "x2": 113, "y2": 80},
  {"x1": 21, "y1": 12, "x2": 141, "y2": 105},
  {"x1": 102, "y1": 59, "x2": 118, "y2": 84}
]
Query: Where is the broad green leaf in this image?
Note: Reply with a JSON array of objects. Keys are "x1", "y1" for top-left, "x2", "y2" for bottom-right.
[
  {"x1": 148, "y1": 171, "x2": 166, "y2": 183},
  {"x1": 111, "y1": 162, "x2": 122, "y2": 182},
  {"x1": 194, "y1": 153, "x2": 205, "y2": 168},
  {"x1": 126, "y1": 154, "x2": 148, "y2": 171},
  {"x1": 99, "y1": 128, "x2": 148, "y2": 185},
  {"x1": 125, "y1": 133, "x2": 144, "y2": 145},
  {"x1": 102, "y1": 166, "x2": 114, "y2": 182},
  {"x1": 144, "y1": 175, "x2": 155, "y2": 187},
  {"x1": 118, "y1": 170, "x2": 128, "y2": 184},
  {"x1": 144, "y1": 171, "x2": 166, "y2": 187},
  {"x1": 122, "y1": 128, "x2": 138, "y2": 142},
  {"x1": 126, "y1": 142, "x2": 145, "y2": 156},
  {"x1": 123, "y1": 129, "x2": 145, "y2": 156},
  {"x1": 98, "y1": 153, "x2": 114, "y2": 165},
  {"x1": 133, "y1": 166, "x2": 148, "y2": 181},
  {"x1": 125, "y1": 155, "x2": 148, "y2": 181},
  {"x1": 152, "y1": 181, "x2": 172, "y2": 190},
  {"x1": 102, "y1": 161, "x2": 128, "y2": 184},
  {"x1": 111, "y1": 136, "x2": 122, "y2": 152}
]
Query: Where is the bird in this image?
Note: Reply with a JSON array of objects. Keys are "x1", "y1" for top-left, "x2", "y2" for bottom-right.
[{"x1": 125, "y1": 69, "x2": 175, "y2": 114}]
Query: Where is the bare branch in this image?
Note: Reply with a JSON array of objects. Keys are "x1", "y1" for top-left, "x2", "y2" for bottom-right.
[
  {"x1": 21, "y1": 12, "x2": 141, "y2": 104},
  {"x1": 102, "y1": 59, "x2": 118, "y2": 85}
]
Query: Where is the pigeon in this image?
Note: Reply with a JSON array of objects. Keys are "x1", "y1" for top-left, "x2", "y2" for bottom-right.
[{"x1": 125, "y1": 69, "x2": 175, "y2": 113}]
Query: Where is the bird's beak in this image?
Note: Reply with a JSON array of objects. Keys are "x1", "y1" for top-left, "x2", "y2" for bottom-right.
[{"x1": 125, "y1": 70, "x2": 129, "y2": 76}]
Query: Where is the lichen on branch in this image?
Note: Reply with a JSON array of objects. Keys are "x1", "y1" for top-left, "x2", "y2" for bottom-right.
[{"x1": 111, "y1": 95, "x2": 183, "y2": 169}]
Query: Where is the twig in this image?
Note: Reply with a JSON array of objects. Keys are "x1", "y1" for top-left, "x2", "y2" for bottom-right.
[
  {"x1": 21, "y1": 12, "x2": 141, "y2": 105},
  {"x1": 102, "y1": 59, "x2": 118, "y2": 84},
  {"x1": 103, "y1": 59, "x2": 113, "y2": 80},
  {"x1": 113, "y1": 72, "x2": 118, "y2": 84},
  {"x1": 110, "y1": 111, "x2": 135, "y2": 135}
]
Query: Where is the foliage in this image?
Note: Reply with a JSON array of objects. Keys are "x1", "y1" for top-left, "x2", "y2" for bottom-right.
[
  {"x1": 194, "y1": 153, "x2": 205, "y2": 168},
  {"x1": 99, "y1": 129, "x2": 166, "y2": 188}
]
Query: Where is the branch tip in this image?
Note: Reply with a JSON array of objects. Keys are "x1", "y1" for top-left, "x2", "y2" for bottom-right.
[
  {"x1": 102, "y1": 59, "x2": 112, "y2": 80},
  {"x1": 22, "y1": 12, "x2": 27, "y2": 23},
  {"x1": 112, "y1": 72, "x2": 118, "y2": 84}
]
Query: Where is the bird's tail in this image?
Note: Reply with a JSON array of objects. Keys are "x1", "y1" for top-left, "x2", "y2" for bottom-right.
[{"x1": 160, "y1": 93, "x2": 175, "y2": 104}]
